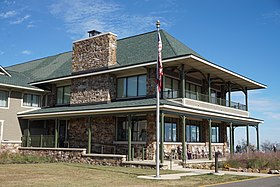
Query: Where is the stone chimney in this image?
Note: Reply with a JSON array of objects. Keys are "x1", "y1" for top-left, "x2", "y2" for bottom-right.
[{"x1": 72, "y1": 31, "x2": 117, "y2": 73}]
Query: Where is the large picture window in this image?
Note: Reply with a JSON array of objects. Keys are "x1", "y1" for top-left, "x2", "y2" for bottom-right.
[
  {"x1": 186, "y1": 121, "x2": 200, "y2": 142},
  {"x1": 211, "y1": 126, "x2": 220, "y2": 143},
  {"x1": 116, "y1": 116, "x2": 147, "y2": 141},
  {"x1": 164, "y1": 117, "x2": 178, "y2": 142},
  {"x1": 0, "y1": 90, "x2": 8, "y2": 107},
  {"x1": 117, "y1": 75, "x2": 146, "y2": 98},
  {"x1": 23, "y1": 93, "x2": 41, "y2": 107},
  {"x1": 56, "y1": 86, "x2": 70, "y2": 105}
]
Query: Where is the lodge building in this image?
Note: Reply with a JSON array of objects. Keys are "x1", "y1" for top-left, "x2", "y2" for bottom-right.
[{"x1": 0, "y1": 29, "x2": 266, "y2": 161}]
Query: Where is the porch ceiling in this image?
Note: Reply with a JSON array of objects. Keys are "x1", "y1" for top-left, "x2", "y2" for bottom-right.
[{"x1": 162, "y1": 55, "x2": 267, "y2": 90}]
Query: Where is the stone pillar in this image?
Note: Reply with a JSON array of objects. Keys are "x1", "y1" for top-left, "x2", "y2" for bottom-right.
[{"x1": 146, "y1": 68, "x2": 157, "y2": 97}]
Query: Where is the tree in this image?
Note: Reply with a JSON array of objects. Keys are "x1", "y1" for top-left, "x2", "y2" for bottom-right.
[{"x1": 261, "y1": 140, "x2": 280, "y2": 152}]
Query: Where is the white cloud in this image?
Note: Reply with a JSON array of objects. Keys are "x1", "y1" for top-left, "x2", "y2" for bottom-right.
[
  {"x1": 10, "y1": 14, "x2": 30, "y2": 24},
  {"x1": 21, "y1": 50, "x2": 32, "y2": 55},
  {"x1": 49, "y1": 0, "x2": 165, "y2": 39},
  {"x1": 0, "y1": 10, "x2": 17, "y2": 18}
]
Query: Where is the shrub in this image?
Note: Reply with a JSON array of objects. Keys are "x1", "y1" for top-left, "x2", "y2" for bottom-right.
[
  {"x1": 0, "y1": 152, "x2": 54, "y2": 164},
  {"x1": 225, "y1": 152, "x2": 280, "y2": 170}
]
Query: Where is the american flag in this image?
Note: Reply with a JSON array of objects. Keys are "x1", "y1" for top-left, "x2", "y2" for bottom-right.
[{"x1": 157, "y1": 30, "x2": 163, "y2": 92}]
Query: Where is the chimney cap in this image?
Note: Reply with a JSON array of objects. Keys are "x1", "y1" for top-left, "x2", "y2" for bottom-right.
[{"x1": 88, "y1": 30, "x2": 101, "y2": 37}]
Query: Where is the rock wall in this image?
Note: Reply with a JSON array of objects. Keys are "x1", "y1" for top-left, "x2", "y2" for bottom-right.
[
  {"x1": 72, "y1": 33, "x2": 117, "y2": 73},
  {"x1": 68, "y1": 118, "x2": 88, "y2": 148},
  {"x1": 146, "y1": 68, "x2": 157, "y2": 97},
  {"x1": 146, "y1": 112, "x2": 156, "y2": 160},
  {"x1": 19, "y1": 147, "x2": 125, "y2": 166},
  {"x1": 70, "y1": 74, "x2": 116, "y2": 104}
]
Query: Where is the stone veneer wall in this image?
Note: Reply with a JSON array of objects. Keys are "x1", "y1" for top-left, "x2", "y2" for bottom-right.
[
  {"x1": 72, "y1": 33, "x2": 117, "y2": 72},
  {"x1": 19, "y1": 147, "x2": 125, "y2": 166},
  {"x1": 146, "y1": 113, "x2": 156, "y2": 160},
  {"x1": 68, "y1": 116, "x2": 115, "y2": 149},
  {"x1": 70, "y1": 74, "x2": 116, "y2": 104},
  {"x1": 68, "y1": 118, "x2": 88, "y2": 148},
  {"x1": 146, "y1": 68, "x2": 157, "y2": 97},
  {"x1": 92, "y1": 116, "x2": 115, "y2": 145}
]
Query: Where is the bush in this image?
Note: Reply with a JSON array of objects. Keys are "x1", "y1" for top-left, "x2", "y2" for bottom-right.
[
  {"x1": 225, "y1": 152, "x2": 280, "y2": 170},
  {"x1": 0, "y1": 152, "x2": 54, "y2": 164}
]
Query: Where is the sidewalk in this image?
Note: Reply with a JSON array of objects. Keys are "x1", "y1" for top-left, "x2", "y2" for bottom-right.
[{"x1": 138, "y1": 160, "x2": 273, "y2": 180}]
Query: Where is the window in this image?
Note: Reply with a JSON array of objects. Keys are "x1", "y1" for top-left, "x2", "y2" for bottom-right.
[
  {"x1": 117, "y1": 75, "x2": 146, "y2": 98},
  {"x1": 0, "y1": 90, "x2": 8, "y2": 107},
  {"x1": 164, "y1": 118, "x2": 178, "y2": 142},
  {"x1": 116, "y1": 116, "x2": 147, "y2": 141},
  {"x1": 211, "y1": 126, "x2": 220, "y2": 143},
  {"x1": 23, "y1": 93, "x2": 41, "y2": 107},
  {"x1": 163, "y1": 77, "x2": 179, "y2": 98},
  {"x1": 56, "y1": 86, "x2": 70, "y2": 105},
  {"x1": 186, "y1": 120, "x2": 200, "y2": 142}
]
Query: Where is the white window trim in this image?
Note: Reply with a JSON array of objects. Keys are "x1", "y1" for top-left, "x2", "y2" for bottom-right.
[
  {"x1": 21, "y1": 92, "x2": 42, "y2": 108},
  {"x1": 0, "y1": 89, "x2": 10, "y2": 109},
  {"x1": 0, "y1": 120, "x2": 4, "y2": 144}
]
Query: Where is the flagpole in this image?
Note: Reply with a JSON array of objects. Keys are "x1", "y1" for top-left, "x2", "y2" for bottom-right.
[{"x1": 156, "y1": 20, "x2": 161, "y2": 178}]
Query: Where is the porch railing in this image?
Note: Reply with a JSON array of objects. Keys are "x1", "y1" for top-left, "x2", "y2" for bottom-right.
[
  {"x1": 21, "y1": 135, "x2": 55, "y2": 148},
  {"x1": 162, "y1": 90, "x2": 246, "y2": 111}
]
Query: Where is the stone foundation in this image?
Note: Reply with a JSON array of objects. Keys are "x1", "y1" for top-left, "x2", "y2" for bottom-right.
[
  {"x1": 0, "y1": 141, "x2": 21, "y2": 153},
  {"x1": 19, "y1": 147, "x2": 126, "y2": 166}
]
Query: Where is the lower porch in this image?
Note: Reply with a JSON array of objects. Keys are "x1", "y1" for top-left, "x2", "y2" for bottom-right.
[{"x1": 20, "y1": 111, "x2": 260, "y2": 162}]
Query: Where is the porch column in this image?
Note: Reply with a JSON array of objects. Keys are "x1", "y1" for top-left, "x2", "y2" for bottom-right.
[
  {"x1": 182, "y1": 116, "x2": 186, "y2": 162},
  {"x1": 128, "y1": 114, "x2": 132, "y2": 161},
  {"x1": 232, "y1": 126, "x2": 235, "y2": 153},
  {"x1": 54, "y1": 119, "x2": 58, "y2": 148},
  {"x1": 245, "y1": 87, "x2": 248, "y2": 111},
  {"x1": 229, "y1": 122, "x2": 233, "y2": 155},
  {"x1": 208, "y1": 119, "x2": 212, "y2": 160},
  {"x1": 256, "y1": 124, "x2": 260, "y2": 151},
  {"x1": 246, "y1": 124, "x2": 249, "y2": 153},
  {"x1": 160, "y1": 112, "x2": 165, "y2": 163},
  {"x1": 27, "y1": 120, "x2": 30, "y2": 147},
  {"x1": 208, "y1": 74, "x2": 211, "y2": 102},
  {"x1": 180, "y1": 64, "x2": 185, "y2": 98},
  {"x1": 228, "y1": 82, "x2": 231, "y2": 107},
  {"x1": 87, "y1": 117, "x2": 92, "y2": 154}
]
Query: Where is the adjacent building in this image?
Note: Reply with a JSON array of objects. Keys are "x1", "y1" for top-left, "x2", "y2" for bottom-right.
[{"x1": 0, "y1": 29, "x2": 266, "y2": 161}]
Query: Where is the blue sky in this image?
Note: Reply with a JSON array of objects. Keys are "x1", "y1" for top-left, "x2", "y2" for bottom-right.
[{"x1": 0, "y1": 0, "x2": 279, "y2": 145}]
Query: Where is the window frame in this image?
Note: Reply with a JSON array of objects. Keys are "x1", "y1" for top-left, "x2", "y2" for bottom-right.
[
  {"x1": 0, "y1": 90, "x2": 9, "y2": 108},
  {"x1": 186, "y1": 120, "x2": 201, "y2": 142},
  {"x1": 23, "y1": 93, "x2": 41, "y2": 107},
  {"x1": 163, "y1": 76, "x2": 180, "y2": 99},
  {"x1": 116, "y1": 74, "x2": 146, "y2": 98},
  {"x1": 211, "y1": 125, "x2": 220, "y2": 143},
  {"x1": 164, "y1": 117, "x2": 178, "y2": 142},
  {"x1": 115, "y1": 115, "x2": 147, "y2": 142},
  {"x1": 56, "y1": 85, "x2": 71, "y2": 105}
]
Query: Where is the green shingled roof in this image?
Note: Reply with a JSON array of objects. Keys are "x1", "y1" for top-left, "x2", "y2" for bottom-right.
[{"x1": 2, "y1": 30, "x2": 203, "y2": 88}]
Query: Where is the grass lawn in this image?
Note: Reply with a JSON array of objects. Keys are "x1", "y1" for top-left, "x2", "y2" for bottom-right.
[{"x1": 0, "y1": 163, "x2": 255, "y2": 187}]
